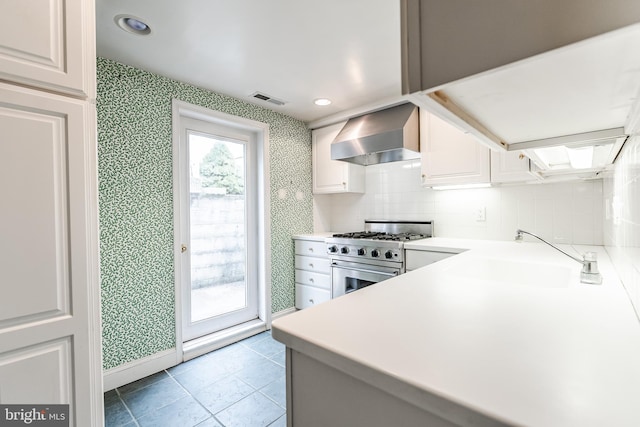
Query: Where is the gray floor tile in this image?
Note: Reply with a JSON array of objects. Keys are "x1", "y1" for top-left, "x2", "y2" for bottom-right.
[
  {"x1": 167, "y1": 353, "x2": 212, "y2": 376},
  {"x1": 269, "y1": 350, "x2": 286, "y2": 367},
  {"x1": 246, "y1": 337, "x2": 285, "y2": 358},
  {"x1": 172, "y1": 361, "x2": 230, "y2": 393},
  {"x1": 205, "y1": 341, "x2": 246, "y2": 357},
  {"x1": 195, "y1": 417, "x2": 223, "y2": 427},
  {"x1": 260, "y1": 376, "x2": 286, "y2": 408},
  {"x1": 120, "y1": 377, "x2": 187, "y2": 419},
  {"x1": 234, "y1": 358, "x2": 285, "y2": 389},
  {"x1": 104, "y1": 389, "x2": 120, "y2": 407},
  {"x1": 136, "y1": 395, "x2": 209, "y2": 427},
  {"x1": 118, "y1": 370, "x2": 169, "y2": 395},
  {"x1": 239, "y1": 331, "x2": 270, "y2": 345},
  {"x1": 205, "y1": 343, "x2": 267, "y2": 374},
  {"x1": 268, "y1": 415, "x2": 287, "y2": 427},
  {"x1": 191, "y1": 376, "x2": 254, "y2": 414},
  {"x1": 215, "y1": 392, "x2": 285, "y2": 427},
  {"x1": 105, "y1": 330, "x2": 288, "y2": 427},
  {"x1": 104, "y1": 399, "x2": 135, "y2": 427}
]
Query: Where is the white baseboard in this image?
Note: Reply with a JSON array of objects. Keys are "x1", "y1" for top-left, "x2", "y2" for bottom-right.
[
  {"x1": 272, "y1": 306, "x2": 297, "y2": 320},
  {"x1": 103, "y1": 348, "x2": 178, "y2": 392}
]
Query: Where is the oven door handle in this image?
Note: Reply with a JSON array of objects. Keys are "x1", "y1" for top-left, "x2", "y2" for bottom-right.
[{"x1": 331, "y1": 262, "x2": 399, "y2": 277}]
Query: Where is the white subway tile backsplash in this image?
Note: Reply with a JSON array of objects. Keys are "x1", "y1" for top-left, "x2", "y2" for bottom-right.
[
  {"x1": 533, "y1": 198, "x2": 554, "y2": 240},
  {"x1": 604, "y1": 133, "x2": 640, "y2": 316},
  {"x1": 553, "y1": 203, "x2": 573, "y2": 244},
  {"x1": 318, "y1": 159, "x2": 605, "y2": 245},
  {"x1": 571, "y1": 214, "x2": 596, "y2": 245}
]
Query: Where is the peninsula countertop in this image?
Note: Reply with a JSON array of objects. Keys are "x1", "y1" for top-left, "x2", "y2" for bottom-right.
[{"x1": 272, "y1": 238, "x2": 640, "y2": 426}]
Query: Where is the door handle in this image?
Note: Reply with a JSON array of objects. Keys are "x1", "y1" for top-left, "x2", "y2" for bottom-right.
[{"x1": 181, "y1": 244, "x2": 187, "y2": 253}]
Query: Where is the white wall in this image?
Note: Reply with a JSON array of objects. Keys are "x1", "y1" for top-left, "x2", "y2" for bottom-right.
[
  {"x1": 314, "y1": 160, "x2": 604, "y2": 245},
  {"x1": 604, "y1": 134, "x2": 640, "y2": 315}
]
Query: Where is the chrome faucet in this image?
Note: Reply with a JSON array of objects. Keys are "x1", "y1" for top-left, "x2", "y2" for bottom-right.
[{"x1": 515, "y1": 229, "x2": 602, "y2": 285}]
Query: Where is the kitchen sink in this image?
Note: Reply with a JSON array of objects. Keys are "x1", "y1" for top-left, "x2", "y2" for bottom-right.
[{"x1": 447, "y1": 256, "x2": 575, "y2": 288}]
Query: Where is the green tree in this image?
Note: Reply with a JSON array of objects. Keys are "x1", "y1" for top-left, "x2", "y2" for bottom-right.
[{"x1": 200, "y1": 143, "x2": 243, "y2": 195}]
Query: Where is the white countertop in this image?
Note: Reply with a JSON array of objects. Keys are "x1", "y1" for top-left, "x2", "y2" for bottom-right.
[
  {"x1": 273, "y1": 238, "x2": 640, "y2": 426},
  {"x1": 292, "y1": 232, "x2": 333, "y2": 242}
]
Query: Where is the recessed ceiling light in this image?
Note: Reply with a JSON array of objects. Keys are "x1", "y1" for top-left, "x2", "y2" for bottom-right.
[
  {"x1": 115, "y1": 15, "x2": 151, "y2": 35},
  {"x1": 314, "y1": 98, "x2": 332, "y2": 106}
]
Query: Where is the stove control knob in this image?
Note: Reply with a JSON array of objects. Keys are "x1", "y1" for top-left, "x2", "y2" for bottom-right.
[
  {"x1": 341, "y1": 246, "x2": 349, "y2": 254},
  {"x1": 385, "y1": 250, "x2": 394, "y2": 259},
  {"x1": 371, "y1": 249, "x2": 380, "y2": 258},
  {"x1": 328, "y1": 245, "x2": 338, "y2": 253},
  {"x1": 357, "y1": 248, "x2": 366, "y2": 256}
]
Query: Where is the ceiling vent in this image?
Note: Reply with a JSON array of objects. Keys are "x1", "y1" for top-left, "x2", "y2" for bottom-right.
[{"x1": 250, "y1": 92, "x2": 286, "y2": 106}]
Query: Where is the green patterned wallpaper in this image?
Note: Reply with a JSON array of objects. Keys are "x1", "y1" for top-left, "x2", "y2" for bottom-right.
[{"x1": 97, "y1": 57, "x2": 312, "y2": 370}]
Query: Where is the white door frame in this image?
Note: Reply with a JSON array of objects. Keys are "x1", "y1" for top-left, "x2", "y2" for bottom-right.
[
  {"x1": 178, "y1": 118, "x2": 259, "y2": 341},
  {"x1": 172, "y1": 99, "x2": 271, "y2": 361}
]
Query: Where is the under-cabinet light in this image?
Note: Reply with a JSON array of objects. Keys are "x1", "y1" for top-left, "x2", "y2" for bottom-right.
[
  {"x1": 431, "y1": 183, "x2": 492, "y2": 191},
  {"x1": 567, "y1": 146, "x2": 594, "y2": 169}
]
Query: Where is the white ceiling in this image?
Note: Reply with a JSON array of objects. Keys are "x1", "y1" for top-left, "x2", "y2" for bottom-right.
[{"x1": 96, "y1": 0, "x2": 403, "y2": 124}]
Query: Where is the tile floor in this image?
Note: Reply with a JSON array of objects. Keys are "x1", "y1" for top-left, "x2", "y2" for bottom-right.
[{"x1": 104, "y1": 331, "x2": 286, "y2": 427}]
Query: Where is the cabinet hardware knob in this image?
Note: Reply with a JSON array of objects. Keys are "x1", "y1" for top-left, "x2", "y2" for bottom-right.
[
  {"x1": 181, "y1": 244, "x2": 187, "y2": 253},
  {"x1": 309, "y1": 278, "x2": 314, "y2": 282},
  {"x1": 309, "y1": 299, "x2": 314, "y2": 304},
  {"x1": 308, "y1": 247, "x2": 313, "y2": 252},
  {"x1": 519, "y1": 153, "x2": 525, "y2": 160},
  {"x1": 309, "y1": 263, "x2": 314, "y2": 268}
]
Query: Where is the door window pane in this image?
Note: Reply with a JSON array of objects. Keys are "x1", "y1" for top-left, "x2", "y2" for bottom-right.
[{"x1": 188, "y1": 132, "x2": 247, "y2": 322}]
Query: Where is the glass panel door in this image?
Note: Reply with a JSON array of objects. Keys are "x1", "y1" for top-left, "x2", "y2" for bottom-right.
[{"x1": 180, "y1": 118, "x2": 258, "y2": 341}]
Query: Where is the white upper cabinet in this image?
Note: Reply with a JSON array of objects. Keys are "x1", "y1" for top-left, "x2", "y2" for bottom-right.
[
  {"x1": 420, "y1": 110, "x2": 490, "y2": 186},
  {"x1": 0, "y1": 0, "x2": 95, "y2": 97},
  {"x1": 312, "y1": 121, "x2": 365, "y2": 194},
  {"x1": 491, "y1": 150, "x2": 539, "y2": 183}
]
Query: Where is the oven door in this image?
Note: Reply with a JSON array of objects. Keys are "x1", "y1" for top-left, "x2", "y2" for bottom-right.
[{"x1": 330, "y1": 259, "x2": 401, "y2": 299}]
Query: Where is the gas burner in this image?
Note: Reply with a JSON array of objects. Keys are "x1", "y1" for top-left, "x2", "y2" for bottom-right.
[
  {"x1": 332, "y1": 231, "x2": 429, "y2": 241},
  {"x1": 372, "y1": 233, "x2": 429, "y2": 241},
  {"x1": 332, "y1": 231, "x2": 387, "y2": 239}
]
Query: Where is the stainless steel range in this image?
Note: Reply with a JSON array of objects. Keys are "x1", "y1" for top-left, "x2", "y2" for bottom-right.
[{"x1": 327, "y1": 220, "x2": 433, "y2": 298}]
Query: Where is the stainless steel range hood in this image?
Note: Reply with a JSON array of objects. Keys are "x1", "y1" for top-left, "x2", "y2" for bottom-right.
[{"x1": 331, "y1": 103, "x2": 420, "y2": 166}]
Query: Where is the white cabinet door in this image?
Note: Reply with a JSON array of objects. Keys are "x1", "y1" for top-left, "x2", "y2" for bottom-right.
[
  {"x1": 295, "y1": 270, "x2": 331, "y2": 290},
  {"x1": 295, "y1": 255, "x2": 331, "y2": 274},
  {"x1": 312, "y1": 121, "x2": 365, "y2": 194},
  {"x1": 0, "y1": 0, "x2": 95, "y2": 96},
  {"x1": 491, "y1": 150, "x2": 539, "y2": 183},
  {"x1": 420, "y1": 110, "x2": 490, "y2": 186},
  {"x1": 294, "y1": 240, "x2": 327, "y2": 257},
  {"x1": 295, "y1": 285, "x2": 331, "y2": 309},
  {"x1": 405, "y1": 250, "x2": 457, "y2": 271},
  {"x1": 0, "y1": 84, "x2": 101, "y2": 425}
]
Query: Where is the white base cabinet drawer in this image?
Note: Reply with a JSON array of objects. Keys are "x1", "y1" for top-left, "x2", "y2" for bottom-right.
[
  {"x1": 406, "y1": 250, "x2": 457, "y2": 271},
  {"x1": 295, "y1": 270, "x2": 330, "y2": 290},
  {"x1": 295, "y1": 284, "x2": 331, "y2": 309},
  {"x1": 295, "y1": 255, "x2": 331, "y2": 273},
  {"x1": 295, "y1": 240, "x2": 328, "y2": 257}
]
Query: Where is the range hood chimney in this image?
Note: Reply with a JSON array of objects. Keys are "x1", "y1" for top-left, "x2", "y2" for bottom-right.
[{"x1": 331, "y1": 103, "x2": 420, "y2": 166}]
